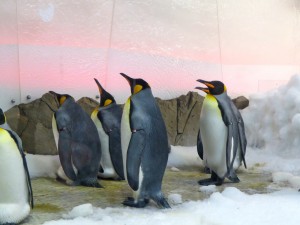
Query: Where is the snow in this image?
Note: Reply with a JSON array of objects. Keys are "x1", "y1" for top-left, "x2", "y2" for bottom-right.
[
  {"x1": 167, "y1": 194, "x2": 182, "y2": 205},
  {"x1": 43, "y1": 188, "x2": 300, "y2": 225},
  {"x1": 63, "y1": 204, "x2": 94, "y2": 219},
  {"x1": 26, "y1": 74, "x2": 300, "y2": 225},
  {"x1": 199, "y1": 185, "x2": 217, "y2": 194}
]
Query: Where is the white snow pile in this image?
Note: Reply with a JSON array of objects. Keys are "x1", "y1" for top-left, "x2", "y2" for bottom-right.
[
  {"x1": 199, "y1": 185, "x2": 217, "y2": 194},
  {"x1": 242, "y1": 74, "x2": 300, "y2": 174},
  {"x1": 272, "y1": 172, "x2": 300, "y2": 189},
  {"x1": 43, "y1": 187, "x2": 300, "y2": 225},
  {"x1": 167, "y1": 193, "x2": 183, "y2": 205}
]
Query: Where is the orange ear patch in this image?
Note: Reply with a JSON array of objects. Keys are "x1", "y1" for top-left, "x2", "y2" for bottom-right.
[
  {"x1": 104, "y1": 99, "x2": 112, "y2": 106},
  {"x1": 59, "y1": 96, "x2": 67, "y2": 105},
  {"x1": 134, "y1": 84, "x2": 143, "y2": 94}
]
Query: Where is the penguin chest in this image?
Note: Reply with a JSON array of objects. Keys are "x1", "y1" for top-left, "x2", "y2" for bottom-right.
[
  {"x1": 0, "y1": 131, "x2": 28, "y2": 204},
  {"x1": 121, "y1": 99, "x2": 132, "y2": 181},
  {"x1": 91, "y1": 111, "x2": 116, "y2": 178},
  {"x1": 200, "y1": 96, "x2": 227, "y2": 175}
]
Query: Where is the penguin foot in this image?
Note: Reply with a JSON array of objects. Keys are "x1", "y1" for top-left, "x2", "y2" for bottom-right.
[
  {"x1": 198, "y1": 178, "x2": 223, "y2": 186},
  {"x1": 153, "y1": 197, "x2": 171, "y2": 209},
  {"x1": 122, "y1": 197, "x2": 149, "y2": 208},
  {"x1": 73, "y1": 178, "x2": 103, "y2": 188},
  {"x1": 198, "y1": 172, "x2": 224, "y2": 186},
  {"x1": 228, "y1": 175, "x2": 240, "y2": 183}
]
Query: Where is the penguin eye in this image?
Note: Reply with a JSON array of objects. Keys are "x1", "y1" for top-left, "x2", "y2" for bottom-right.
[{"x1": 134, "y1": 85, "x2": 143, "y2": 94}]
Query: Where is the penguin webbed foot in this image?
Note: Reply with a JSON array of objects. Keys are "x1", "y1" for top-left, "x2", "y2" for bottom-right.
[
  {"x1": 198, "y1": 171, "x2": 224, "y2": 186},
  {"x1": 73, "y1": 178, "x2": 103, "y2": 188},
  {"x1": 153, "y1": 197, "x2": 171, "y2": 209},
  {"x1": 228, "y1": 174, "x2": 240, "y2": 183},
  {"x1": 122, "y1": 197, "x2": 149, "y2": 208}
]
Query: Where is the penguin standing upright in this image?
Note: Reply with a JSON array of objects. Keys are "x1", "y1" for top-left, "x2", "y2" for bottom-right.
[
  {"x1": 50, "y1": 91, "x2": 102, "y2": 188},
  {"x1": 91, "y1": 78, "x2": 124, "y2": 180},
  {"x1": 120, "y1": 73, "x2": 170, "y2": 208},
  {"x1": 0, "y1": 108, "x2": 33, "y2": 224},
  {"x1": 195, "y1": 80, "x2": 247, "y2": 186}
]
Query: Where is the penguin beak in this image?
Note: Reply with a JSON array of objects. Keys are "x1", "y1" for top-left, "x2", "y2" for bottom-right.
[
  {"x1": 196, "y1": 79, "x2": 215, "y2": 89},
  {"x1": 195, "y1": 87, "x2": 210, "y2": 94},
  {"x1": 120, "y1": 73, "x2": 134, "y2": 87},
  {"x1": 94, "y1": 78, "x2": 104, "y2": 95}
]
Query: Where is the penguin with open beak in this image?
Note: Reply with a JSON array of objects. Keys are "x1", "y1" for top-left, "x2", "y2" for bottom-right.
[{"x1": 195, "y1": 79, "x2": 247, "y2": 186}]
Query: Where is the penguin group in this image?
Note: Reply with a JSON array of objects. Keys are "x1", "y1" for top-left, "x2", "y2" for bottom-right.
[{"x1": 0, "y1": 73, "x2": 248, "y2": 224}]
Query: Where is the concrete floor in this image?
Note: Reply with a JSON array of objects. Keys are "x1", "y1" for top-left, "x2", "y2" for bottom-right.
[{"x1": 21, "y1": 165, "x2": 273, "y2": 225}]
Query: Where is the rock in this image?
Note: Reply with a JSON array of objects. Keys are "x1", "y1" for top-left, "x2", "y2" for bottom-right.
[
  {"x1": 4, "y1": 92, "x2": 249, "y2": 155},
  {"x1": 77, "y1": 97, "x2": 99, "y2": 116},
  {"x1": 232, "y1": 96, "x2": 249, "y2": 110}
]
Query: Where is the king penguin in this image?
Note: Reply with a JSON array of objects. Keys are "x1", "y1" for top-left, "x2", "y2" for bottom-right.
[
  {"x1": 91, "y1": 78, "x2": 124, "y2": 180},
  {"x1": 120, "y1": 73, "x2": 170, "y2": 208},
  {"x1": 0, "y1": 108, "x2": 33, "y2": 225},
  {"x1": 195, "y1": 79, "x2": 247, "y2": 186},
  {"x1": 50, "y1": 91, "x2": 102, "y2": 188}
]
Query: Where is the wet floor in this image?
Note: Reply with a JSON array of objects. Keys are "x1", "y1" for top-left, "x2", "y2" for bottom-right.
[{"x1": 22, "y1": 165, "x2": 273, "y2": 225}]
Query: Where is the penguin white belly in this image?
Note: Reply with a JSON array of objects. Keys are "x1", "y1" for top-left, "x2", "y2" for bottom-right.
[
  {"x1": 200, "y1": 97, "x2": 228, "y2": 178},
  {"x1": 91, "y1": 111, "x2": 117, "y2": 178},
  {"x1": 0, "y1": 132, "x2": 30, "y2": 224},
  {"x1": 52, "y1": 115, "x2": 59, "y2": 151},
  {"x1": 121, "y1": 99, "x2": 132, "y2": 182}
]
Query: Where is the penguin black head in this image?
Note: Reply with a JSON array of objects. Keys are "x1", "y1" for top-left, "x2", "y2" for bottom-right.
[
  {"x1": 94, "y1": 78, "x2": 116, "y2": 107},
  {"x1": 195, "y1": 79, "x2": 227, "y2": 95},
  {"x1": 49, "y1": 91, "x2": 74, "y2": 107},
  {"x1": 120, "y1": 73, "x2": 150, "y2": 95},
  {"x1": 0, "y1": 108, "x2": 5, "y2": 125}
]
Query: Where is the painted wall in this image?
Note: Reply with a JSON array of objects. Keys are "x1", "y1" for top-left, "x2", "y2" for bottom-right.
[{"x1": 0, "y1": 0, "x2": 300, "y2": 111}]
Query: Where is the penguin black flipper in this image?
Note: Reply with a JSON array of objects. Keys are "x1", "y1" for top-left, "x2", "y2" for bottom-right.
[
  {"x1": 7, "y1": 130, "x2": 34, "y2": 208},
  {"x1": 108, "y1": 129, "x2": 125, "y2": 179},
  {"x1": 126, "y1": 129, "x2": 146, "y2": 191},
  {"x1": 237, "y1": 119, "x2": 247, "y2": 168},
  {"x1": 98, "y1": 107, "x2": 125, "y2": 180},
  {"x1": 215, "y1": 94, "x2": 240, "y2": 178},
  {"x1": 229, "y1": 101, "x2": 247, "y2": 168},
  {"x1": 58, "y1": 137, "x2": 77, "y2": 181},
  {"x1": 196, "y1": 129, "x2": 203, "y2": 160}
]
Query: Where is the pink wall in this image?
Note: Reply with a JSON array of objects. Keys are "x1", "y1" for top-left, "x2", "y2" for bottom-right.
[{"x1": 0, "y1": 0, "x2": 300, "y2": 110}]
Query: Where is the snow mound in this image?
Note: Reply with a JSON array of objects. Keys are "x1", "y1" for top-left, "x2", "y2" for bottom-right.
[
  {"x1": 168, "y1": 193, "x2": 182, "y2": 205},
  {"x1": 242, "y1": 74, "x2": 300, "y2": 156},
  {"x1": 199, "y1": 185, "x2": 217, "y2": 194},
  {"x1": 63, "y1": 204, "x2": 94, "y2": 219}
]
